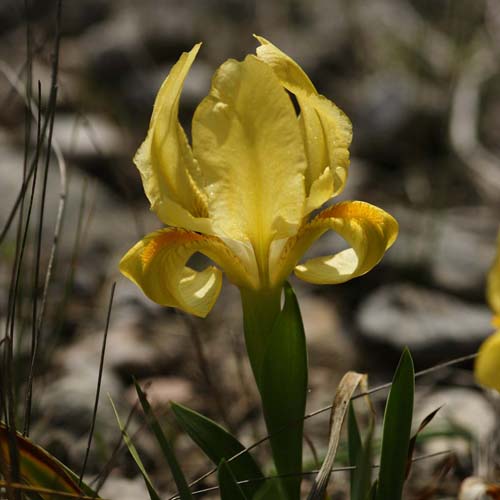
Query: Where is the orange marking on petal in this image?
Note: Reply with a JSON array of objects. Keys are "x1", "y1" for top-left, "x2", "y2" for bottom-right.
[
  {"x1": 317, "y1": 202, "x2": 386, "y2": 224},
  {"x1": 141, "y1": 230, "x2": 204, "y2": 266}
]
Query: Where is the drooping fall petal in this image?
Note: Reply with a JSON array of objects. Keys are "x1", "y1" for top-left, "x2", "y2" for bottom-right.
[
  {"x1": 475, "y1": 330, "x2": 500, "y2": 392},
  {"x1": 134, "y1": 44, "x2": 211, "y2": 233},
  {"x1": 255, "y1": 36, "x2": 352, "y2": 210},
  {"x1": 119, "y1": 229, "x2": 253, "y2": 317},
  {"x1": 192, "y1": 55, "x2": 307, "y2": 282},
  {"x1": 487, "y1": 232, "x2": 500, "y2": 325},
  {"x1": 272, "y1": 201, "x2": 398, "y2": 286}
]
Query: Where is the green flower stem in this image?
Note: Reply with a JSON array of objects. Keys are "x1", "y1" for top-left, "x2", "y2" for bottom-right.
[
  {"x1": 240, "y1": 284, "x2": 308, "y2": 500},
  {"x1": 240, "y1": 286, "x2": 283, "y2": 386}
]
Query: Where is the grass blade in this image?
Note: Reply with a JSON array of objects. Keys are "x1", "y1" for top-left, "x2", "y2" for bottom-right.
[
  {"x1": 133, "y1": 383, "x2": 194, "y2": 499},
  {"x1": 405, "y1": 406, "x2": 442, "y2": 480},
  {"x1": 348, "y1": 402, "x2": 373, "y2": 500},
  {"x1": 375, "y1": 348, "x2": 415, "y2": 500},
  {"x1": 348, "y1": 401, "x2": 362, "y2": 497},
  {"x1": 109, "y1": 397, "x2": 161, "y2": 500}
]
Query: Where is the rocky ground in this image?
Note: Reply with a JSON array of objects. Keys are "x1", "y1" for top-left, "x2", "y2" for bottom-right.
[{"x1": 1, "y1": 1, "x2": 499, "y2": 498}]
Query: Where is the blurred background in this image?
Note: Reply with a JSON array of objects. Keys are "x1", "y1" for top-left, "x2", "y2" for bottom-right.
[{"x1": 1, "y1": 0, "x2": 499, "y2": 498}]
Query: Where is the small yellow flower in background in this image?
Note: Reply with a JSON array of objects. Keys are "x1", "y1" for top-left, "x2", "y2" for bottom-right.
[
  {"x1": 119, "y1": 36, "x2": 398, "y2": 317},
  {"x1": 475, "y1": 233, "x2": 500, "y2": 392}
]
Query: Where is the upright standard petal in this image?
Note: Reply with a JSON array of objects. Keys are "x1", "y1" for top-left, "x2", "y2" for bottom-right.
[
  {"x1": 119, "y1": 229, "x2": 254, "y2": 317},
  {"x1": 487, "y1": 231, "x2": 500, "y2": 325},
  {"x1": 475, "y1": 330, "x2": 500, "y2": 392},
  {"x1": 256, "y1": 36, "x2": 352, "y2": 210},
  {"x1": 192, "y1": 55, "x2": 307, "y2": 284},
  {"x1": 134, "y1": 44, "x2": 211, "y2": 232},
  {"x1": 271, "y1": 201, "x2": 398, "y2": 286}
]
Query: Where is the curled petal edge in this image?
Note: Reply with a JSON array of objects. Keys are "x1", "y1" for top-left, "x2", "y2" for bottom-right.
[
  {"x1": 475, "y1": 330, "x2": 500, "y2": 393},
  {"x1": 271, "y1": 201, "x2": 398, "y2": 287},
  {"x1": 119, "y1": 228, "x2": 253, "y2": 317}
]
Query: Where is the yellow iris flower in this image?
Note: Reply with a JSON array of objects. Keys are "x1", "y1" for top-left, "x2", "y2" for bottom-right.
[
  {"x1": 475, "y1": 233, "x2": 500, "y2": 391},
  {"x1": 119, "y1": 37, "x2": 398, "y2": 318}
]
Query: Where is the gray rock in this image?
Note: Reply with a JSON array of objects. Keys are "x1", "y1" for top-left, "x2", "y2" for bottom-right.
[
  {"x1": 52, "y1": 113, "x2": 125, "y2": 160},
  {"x1": 127, "y1": 377, "x2": 195, "y2": 409},
  {"x1": 430, "y1": 207, "x2": 498, "y2": 295},
  {"x1": 415, "y1": 388, "x2": 496, "y2": 457},
  {"x1": 386, "y1": 206, "x2": 498, "y2": 296},
  {"x1": 99, "y1": 475, "x2": 150, "y2": 500},
  {"x1": 357, "y1": 283, "x2": 492, "y2": 361},
  {"x1": 34, "y1": 362, "x2": 124, "y2": 472},
  {"x1": 298, "y1": 292, "x2": 359, "y2": 371}
]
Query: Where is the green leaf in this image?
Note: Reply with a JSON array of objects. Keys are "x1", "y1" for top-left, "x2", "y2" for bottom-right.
[
  {"x1": 109, "y1": 397, "x2": 162, "y2": 500},
  {"x1": 171, "y1": 402, "x2": 263, "y2": 498},
  {"x1": 348, "y1": 401, "x2": 362, "y2": 497},
  {"x1": 375, "y1": 348, "x2": 415, "y2": 500},
  {"x1": 348, "y1": 403, "x2": 373, "y2": 500},
  {"x1": 0, "y1": 422, "x2": 98, "y2": 499},
  {"x1": 253, "y1": 479, "x2": 284, "y2": 500},
  {"x1": 352, "y1": 423, "x2": 373, "y2": 500},
  {"x1": 218, "y1": 459, "x2": 248, "y2": 499},
  {"x1": 260, "y1": 282, "x2": 308, "y2": 500},
  {"x1": 134, "y1": 382, "x2": 194, "y2": 499}
]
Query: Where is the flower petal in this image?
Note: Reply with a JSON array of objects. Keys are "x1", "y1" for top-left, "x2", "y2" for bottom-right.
[
  {"x1": 475, "y1": 330, "x2": 500, "y2": 392},
  {"x1": 134, "y1": 44, "x2": 211, "y2": 232},
  {"x1": 192, "y1": 54, "x2": 306, "y2": 280},
  {"x1": 487, "y1": 231, "x2": 500, "y2": 317},
  {"x1": 271, "y1": 201, "x2": 398, "y2": 286},
  {"x1": 119, "y1": 229, "x2": 254, "y2": 317},
  {"x1": 255, "y1": 36, "x2": 352, "y2": 209}
]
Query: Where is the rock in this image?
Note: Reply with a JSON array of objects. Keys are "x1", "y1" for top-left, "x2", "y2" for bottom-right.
[
  {"x1": 77, "y1": 7, "x2": 144, "y2": 78},
  {"x1": 297, "y1": 291, "x2": 359, "y2": 371},
  {"x1": 356, "y1": 283, "x2": 492, "y2": 362},
  {"x1": 429, "y1": 207, "x2": 498, "y2": 295},
  {"x1": 127, "y1": 377, "x2": 195, "y2": 409},
  {"x1": 459, "y1": 477, "x2": 498, "y2": 500},
  {"x1": 34, "y1": 362, "x2": 124, "y2": 471},
  {"x1": 99, "y1": 475, "x2": 151, "y2": 500},
  {"x1": 60, "y1": 0, "x2": 111, "y2": 36},
  {"x1": 386, "y1": 206, "x2": 498, "y2": 296},
  {"x1": 415, "y1": 388, "x2": 496, "y2": 457},
  {"x1": 52, "y1": 113, "x2": 125, "y2": 160}
]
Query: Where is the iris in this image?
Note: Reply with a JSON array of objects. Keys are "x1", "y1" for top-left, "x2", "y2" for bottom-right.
[{"x1": 120, "y1": 37, "x2": 398, "y2": 318}]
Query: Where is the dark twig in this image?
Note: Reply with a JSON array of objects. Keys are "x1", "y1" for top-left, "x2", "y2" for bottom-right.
[{"x1": 79, "y1": 283, "x2": 116, "y2": 484}]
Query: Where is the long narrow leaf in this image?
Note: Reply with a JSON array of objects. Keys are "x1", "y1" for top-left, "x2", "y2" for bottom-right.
[
  {"x1": 351, "y1": 422, "x2": 373, "y2": 500},
  {"x1": 348, "y1": 401, "x2": 362, "y2": 498},
  {"x1": 375, "y1": 348, "x2": 415, "y2": 500},
  {"x1": 218, "y1": 459, "x2": 248, "y2": 500},
  {"x1": 134, "y1": 382, "x2": 194, "y2": 499},
  {"x1": 348, "y1": 403, "x2": 373, "y2": 500},
  {"x1": 253, "y1": 479, "x2": 284, "y2": 500},
  {"x1": 171, "y1": 402, "x2": 263, "y2": 498},
  {"x1": 307, "y1": 372, "x2": 365, "y2": 500},
  {"x1": 0, "y1": 422, "x2": 97, "y2": 499},
  {"x1": 109, "y1": 397, "x2": 161, "y2": 500},
  {"x1": 260, "y1": 282, "x2": 308, "y2": 500}
]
